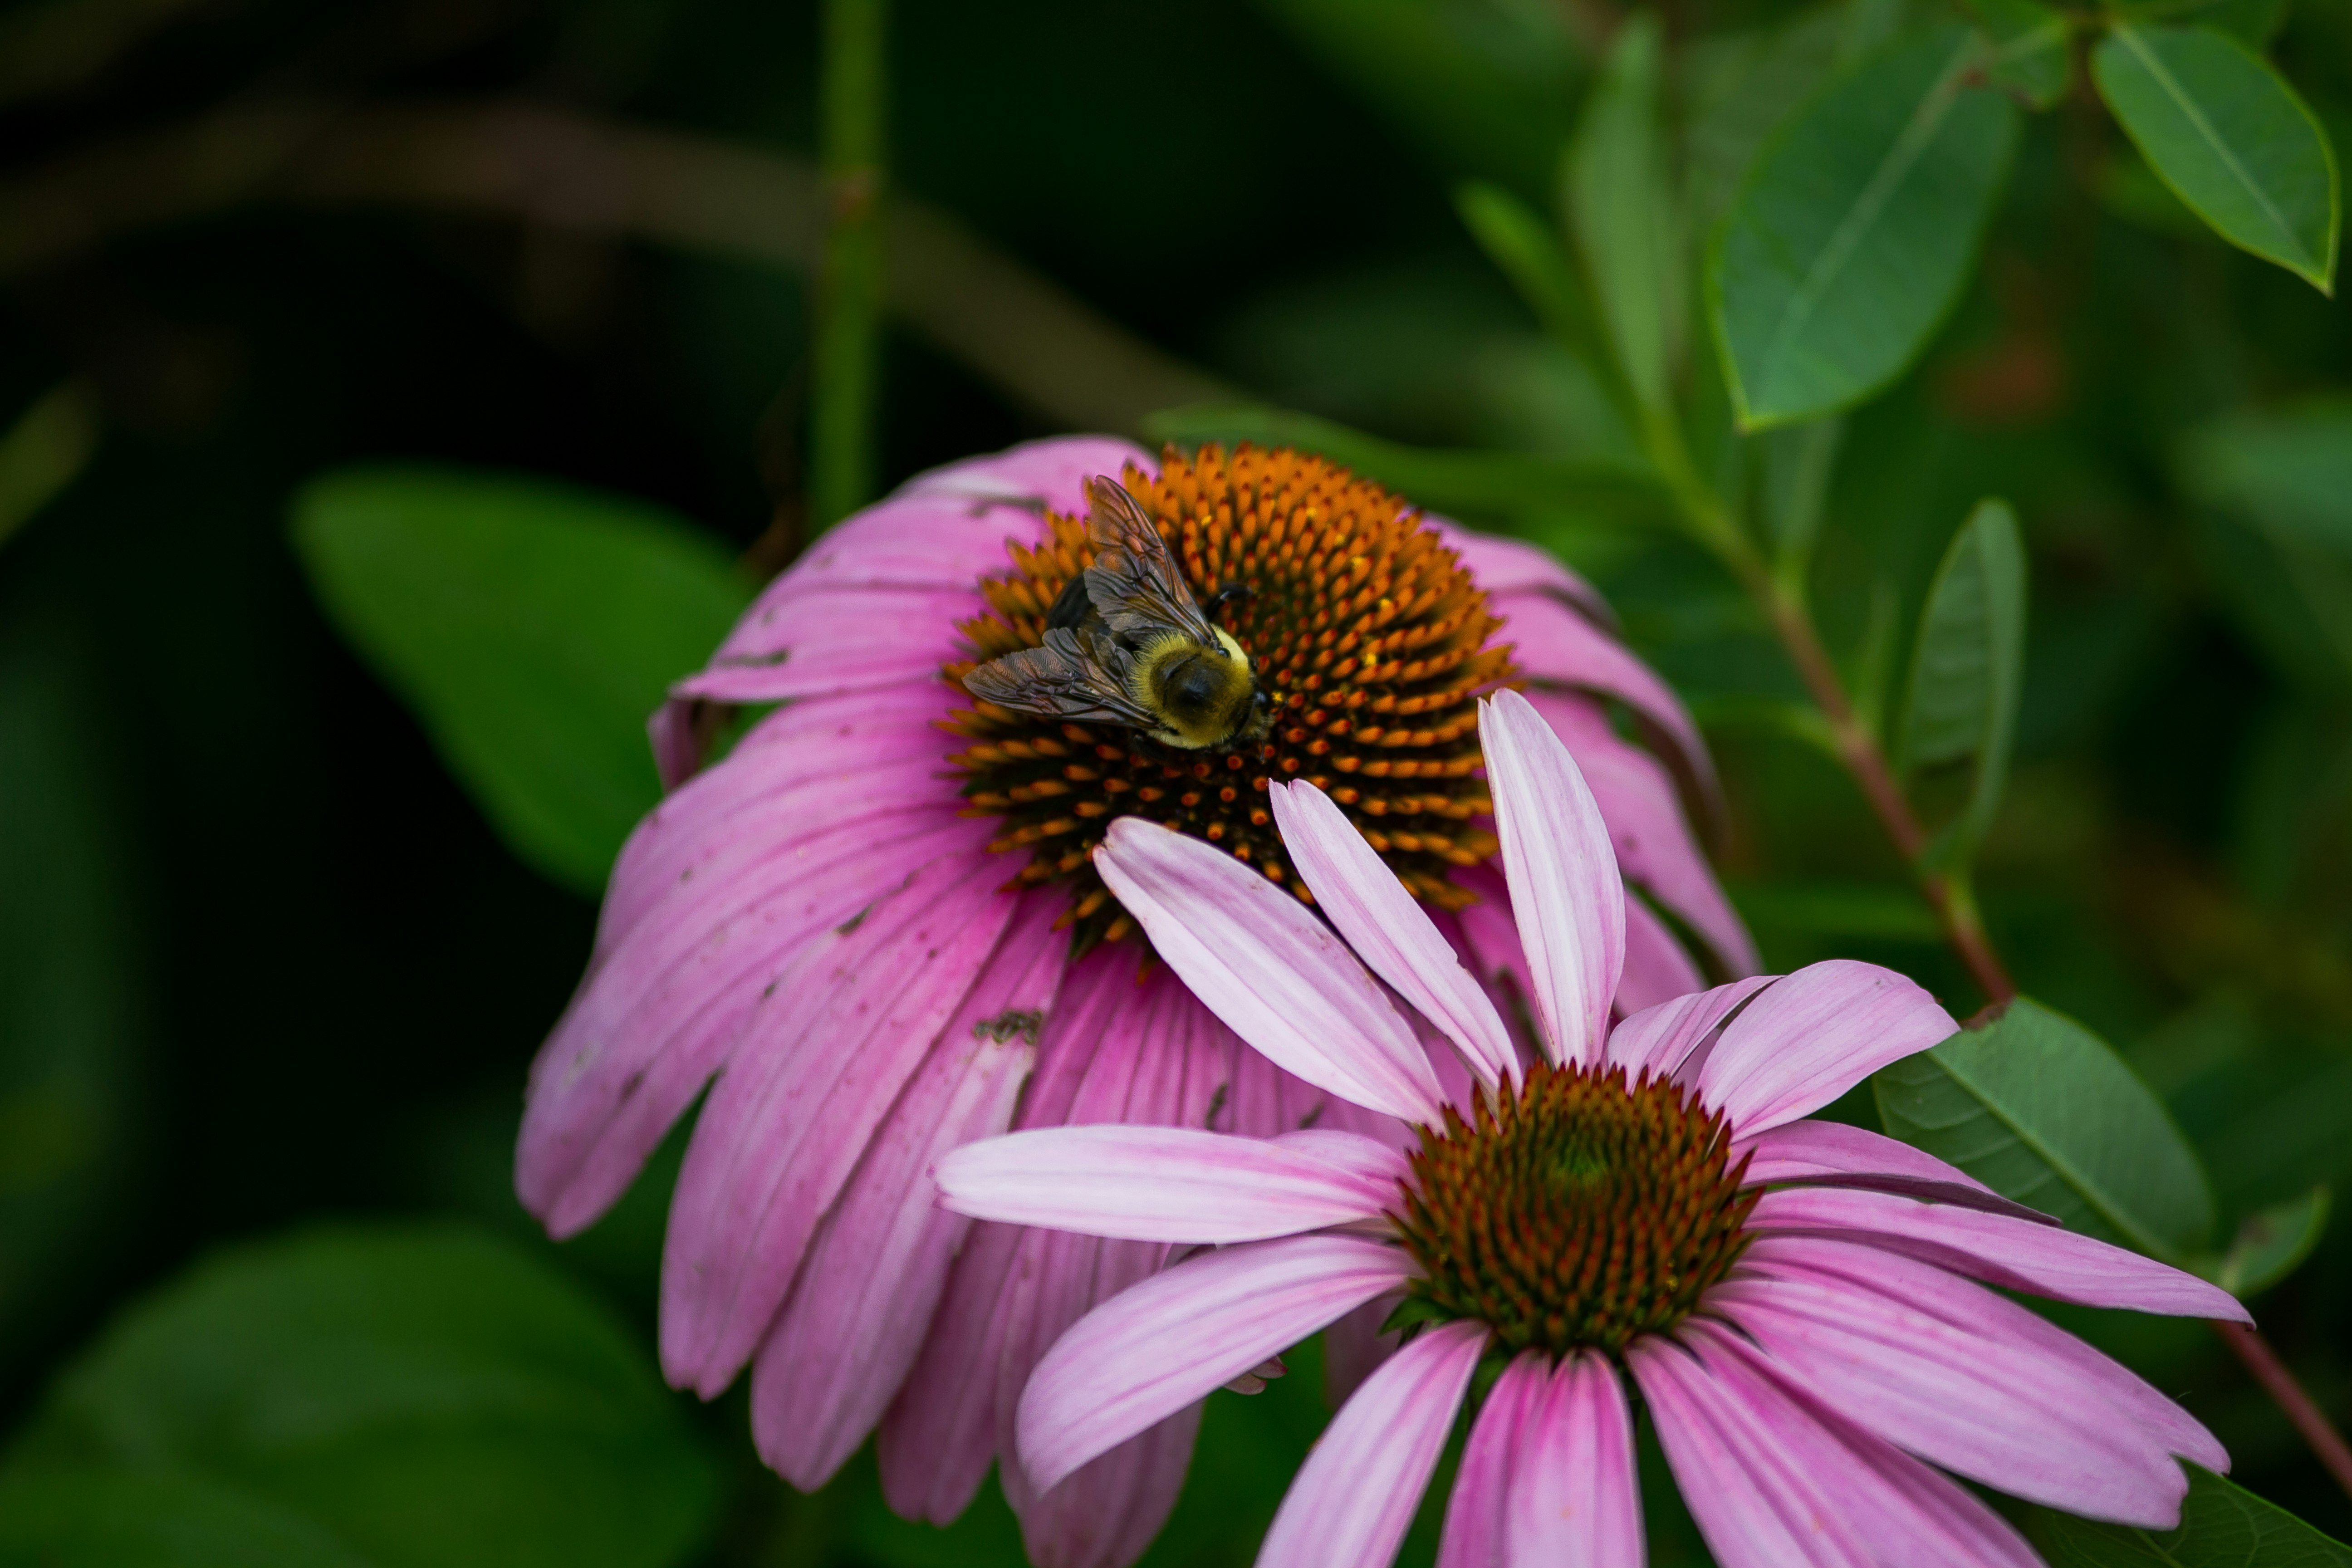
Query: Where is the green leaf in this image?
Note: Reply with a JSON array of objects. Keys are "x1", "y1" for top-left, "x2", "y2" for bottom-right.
[
  {"x1": 1454, "y1": 181, "x2": 1602, "y2": 360},
  {"x1": 2029, "y1": 1465, "x2": 2352, "y2": 1567},
  {"x1": 2203, "y1": 1185, "x2": 2331, "y2": 1297},
  {"x1": 1895, "y1": 499, "x2": 2027, "y2": 866},
  {"x1": 1143, "y1": 403, "x2": 1667, "y2": 524},
  {"x1": 2091, "y1": 23, "x2": 2340, "y2": 293},
  {"x1": 1707, "y1": 25, "x2": 2022, "y2": 428},
  {"x1": 2183, "y1": 398, "x2": 2352, "y2": 554},
  {"x1": 1968, "y1": 0, "x2": 2072, "y2": 111},
  {"x1": 0, "y1": 379, "x2": 99, "y2": 554},
  {"x1": 1874, "y1": 997, "x2": 2218, "y2": 1261},
  {"x1": 1562, "y1": 12, "x2": 1680, "y2": 415},
  {"x1": 291, "y1": 467, "x2": 751, "y2": 897},
  {"x1": 1682, "y1": 0, "x2": 1848, "y2": 226},
  {"x1": 0, "y1": 1223, "x2": 718, "y2": 1568}
]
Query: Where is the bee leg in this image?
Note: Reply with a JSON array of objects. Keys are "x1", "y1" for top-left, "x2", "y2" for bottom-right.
[{"x1": 1204, "y1": 582, "x2": 1255, "y2": 623}]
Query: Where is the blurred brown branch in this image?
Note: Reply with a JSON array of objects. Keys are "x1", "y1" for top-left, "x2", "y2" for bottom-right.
[{"x1": 0, "y1": 100, "x2": 1235, "y2": 437}]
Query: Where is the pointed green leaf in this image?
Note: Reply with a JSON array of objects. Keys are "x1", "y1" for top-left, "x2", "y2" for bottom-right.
[
  {"x1": 2029, "y1": 1465, "x2": 2352, "y2": 1567},
  {"x1": 292, "y1": 467, "x2": 751, "y2": 897},
  {"x1": 1875, "y1": 997, "x2": 2218, "y2": 1260},
  {"x1": 2183, "y1": 398, "x2": 2352, "y2": 553},
  {"x1": 2203, "y1": 1185, "x2": 2331, "y2": 1297},
  {"x1": 1896, "y1": 499, "x2": 2026, "y2": 866},
  {"x1": 2092, "y1": 23, "x2": 2339, "y2": 292},
  {"x1": 1563, "y1": 12, "x2": 1680, "y2": 414},
  {"x1": 0, "y1": 1224, "x2": 718, "y2": 1568},
  {"x1": 1454, "y1": 181, "x2": 1600, "y2": 359},
  {"x1": 1708, "y1": 25, "x2": 2022, "y2": 428}
]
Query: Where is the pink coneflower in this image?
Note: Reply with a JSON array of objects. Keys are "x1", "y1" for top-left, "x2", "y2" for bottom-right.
[
  {"x1": 936, "y1": 689, "x2": 2246, "y2": 1568},
  {"x1": 515, "y1": 438, "x2": 1754, "y2": 1567}
]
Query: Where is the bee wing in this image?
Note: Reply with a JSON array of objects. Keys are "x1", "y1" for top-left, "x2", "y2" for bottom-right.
[
  {"x1": 961, "y1": 626, "x2": 1158, "y2": 729},
  {"x1": 1080, "y1": 476, "x2": 1221, "y2": 646}
]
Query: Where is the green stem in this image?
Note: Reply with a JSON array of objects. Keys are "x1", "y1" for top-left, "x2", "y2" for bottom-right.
[{"x1": 809, "y1": 0, "x2": 890, "y2": 531}]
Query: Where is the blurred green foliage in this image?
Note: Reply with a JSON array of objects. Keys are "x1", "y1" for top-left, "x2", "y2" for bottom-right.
[{"x1": 2, "y1": 0, "x2": 2351, "y2": 1560}]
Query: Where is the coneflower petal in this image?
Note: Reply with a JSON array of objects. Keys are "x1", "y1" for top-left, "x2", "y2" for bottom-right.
[
  {"x1": 1270, "y1": 779, "x2": 1515, "y2": 1088},
  {"x1": 1435, "y1": 1350, "x2": 1547, "y2": 1568},
  {"x1": 1016, "y1": 1234, "x2": 1416, "y2": 1494},
  {"x1": 1730, "y1": 1119, "x2": 2053, "y2": 1222},
  {"x1": 1095, "y1": 816, "x2": 1443, "y2": 1123},
  {"x1": 1696, "y1": 959, "x2": 1956, "y2": 1134},
  {"x1": 1479, "y1": 689, "x2": 1626, "y2": 1068},
  {"x1": 1505, "y1": 1350, "x2": 1642, "y2": 1568}
]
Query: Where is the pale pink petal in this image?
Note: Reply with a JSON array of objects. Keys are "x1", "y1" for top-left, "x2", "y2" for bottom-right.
[
  {"x1": 1507, "y1": 1351, "x2": 1643, "y2": 1568},
  {"x1": 935, "y1": 1125, "x2": 1395, "y2": 1242},
  {"x1": 1802, "y1": 1237, "x2": 2227, "y2": 1472},
  {"x1": 1256, "y1": 1320, "x2": 1487, "y2": 1568},
  {"x1": 1617, "y1": 894, "x2": 1707, "y2": 1018},
  {"x1": 1605, "y1": 975, "x2": 1774, "y2": 1082},
  {"x1": 1094, "y1": 816, "x2": 1441, "y2": 1122},
  {"x1": 1503, "y1": 592, "x2": 1713, "y2": 803},
  {"x1": 1668, "y1": 1319, "x2": 2043, "y2": 1568},
  {"x1": 1732, "y1": 1120, "x2": 2054, "y2": 1222},
  {"x1": 1748, "y1": 1186, "x2": 2249, "y2": 1319},
  {"x1": 1016, "y1": 1234, "x2": 1416, "y2": 1493},
  {"x1": 1697, "y1": 960, "x2": 1957, "y2": 1134},
  {"x1": 1524, "y1": 689, "x2": 1755, "y2": 978},
  {"x1": 673, "y1": 585, "x2": 982, "y2": 704},
  {"x1": 749, "y1": 898, "x2": 1061, "y2": 1487},
  {"x1": 1446, "y1": 862, "x2": 1540, "y2": 1041},
  {"x1": 899, "y1": 434, "x2": 1154, "y2": 515},
  {"x1": 1628, "y1": 1332, "x2": 1876, "y2": 1568},
  {"x1": 1271, "y1": 780, "x2": 1516, "y2": 1088},
  {"x1": 1268, "y1": 1128, "x2": 1414, "y2": 1192},
  {"x1": 1479, "y1": 689, "x2": 1626, "y2": 1066},
  {"x1": 658, "y1": 852, "x2": 1020, "y2": 1394},
  {"x1": 518, "y1": 808, "x2": 989, "y2": 1238},
  {"x1": 1436, "y1": 1350, "x2": 1548, "y2": 1568},
  {"x1": 1717, "y1": 1236, "x2": 2193, "y2": 1525}
]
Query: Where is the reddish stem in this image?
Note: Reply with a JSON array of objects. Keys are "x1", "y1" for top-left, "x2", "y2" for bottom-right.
[{"x1": 2215, "y1": 1321, "x2": 2352, "y2": 1499}]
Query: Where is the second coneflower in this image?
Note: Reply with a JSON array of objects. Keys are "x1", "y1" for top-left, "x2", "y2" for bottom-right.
[{"x1": 937, "y1": 690, "x2": 2245, "y2": 1568}]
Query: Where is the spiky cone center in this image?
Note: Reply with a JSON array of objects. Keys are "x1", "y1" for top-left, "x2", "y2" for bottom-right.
[
  {"x1": 944, "y1": 444, "x2": 1516, "y2": 947},
  {"x1": 1393, "y1": 1061, "x2": 1757, "y2": 1357}
]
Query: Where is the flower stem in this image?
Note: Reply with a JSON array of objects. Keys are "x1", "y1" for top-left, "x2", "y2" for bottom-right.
[
  {"x1": 810, "y1": 0, "x2": 890, "y2": 530},
  {"x1": 1661, "y1": 444, "x2": 2351, "y2": 1500}
]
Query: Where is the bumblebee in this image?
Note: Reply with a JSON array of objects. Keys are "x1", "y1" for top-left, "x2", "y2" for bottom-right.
[{"x1": 962, "y1": 476, "x2": 1272, "y2": 750}]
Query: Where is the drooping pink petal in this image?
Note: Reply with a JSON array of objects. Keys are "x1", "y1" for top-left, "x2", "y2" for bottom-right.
[
  {"x1": 519, "y1": 807, "x2": 990, "y2": 1238},
  {"x1": 1524, "y1": 688, "x2": 1756, "y2": 978},
  {"x1": 1665, "y1": 1319, "x2": 2043, "y2": 1568},
  {"x1": 749, "y1": 895, "x2": 1063, "y2": 1487},
  {"x1": 1479, "y1": 689, "x2": 1626, "y2": 1066},
  {"x1": 1606, "y1": 975, "x2": 1774, "y2": 1082},
  {"x1": 1446, "y1": 861, "x2": 1539, "y2": 1039},
  {"x1": 1094, "y1": 816, "x2": 1442, "y2": 1122},
  {"x1": 1425, "y1": 518, "x2": 1614, "y2": 624},
  {"x1": 672, "y1": 584, "x2": 985, "y2": 705},
  {"x1": 1503, "y1": 593, "x2": 1714, "y2": 805},
  {"x1": 898, "y1": 434, "x2": 1154, "y2": 515},
  {"x1": 1322, "y1": 1292, "x2": 1405, "y2": 1408},
  {"x1": 1696, "y1": 960, "x2": 1957, "y2": 1134},
  {"x1": 935, "y1": 1125, "x2": 1396, "y2": 1242},
  {"x1": 600, "y1": 678, "x2": 963, "y2": 947},
  {"x1": 1256, "y1": 1319, "x2": 1487, "y2": 1568},
  {"x1": 1016, "y1": 1402, "x2": 1203, "y2": 1568},
  {"x1": 1628, "y1": 1331, "x2": 1877, "y2": 1568},
  {"x1": 1717, "y1": 1236, "x2": 2194, "y2": 1525},
  {"x1": 1617, "y1": 894, "x2": 1706, "y2": 1017},
  {"x1": 1732, "y1": 1120, "x2": 2054, "y2": 1222},
  {"x1": 1790, "y1": 1235, "x2": 2226, "y2": 1472},
  {"x1": 1507, "y1": 1350, "x2": 1643, "y2": 1568},
  {"x1": 658, "y1": 851, "x2": 1019, "y2": 1395},
  {"x1": 1271, "y1": 780, "x2": 1516, "y2": 1088},
  {"x1": 1015, "y1": 1233, "x2": 1417, "y2": 1494},
  {"x1": 1436, "y1": 1350, "x2": 1547, "y2": 1568},
  {"x1": 1748, "y1": 1186, "x2": 2249, "y2": 1319}
]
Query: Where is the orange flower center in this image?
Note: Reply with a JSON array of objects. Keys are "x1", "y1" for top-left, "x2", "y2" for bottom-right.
[{"x1": 943, "y1": 444, "x2": 1514, "y2": 948}]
